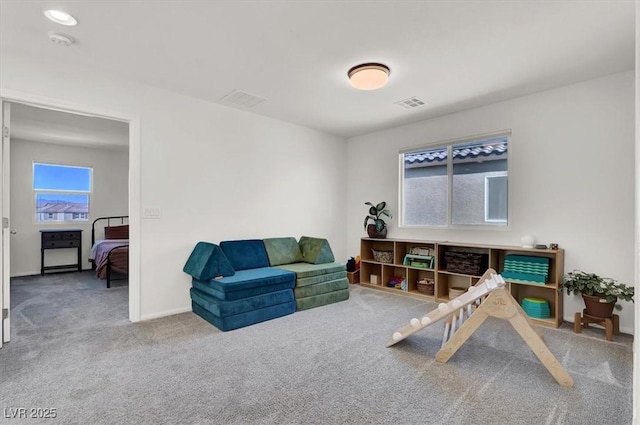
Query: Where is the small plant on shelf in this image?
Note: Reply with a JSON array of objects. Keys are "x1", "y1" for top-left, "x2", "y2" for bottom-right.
[
  {"x1": 560, "y1": 270, "x2": 634, "y2": 317},
  {"x1": 363, "y1": 201, "x2": 392, "y2": 239}
]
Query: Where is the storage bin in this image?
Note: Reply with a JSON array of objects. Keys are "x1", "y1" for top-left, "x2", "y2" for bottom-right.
[
  {"x1": 417, "y1": 278, "x2": 435, "y2": 295},
  {"x1": 444, "y1": 251, "x2": 488, "y2": 275},
  {"x1": 371, "y1": 248, "x2": 393, "y2": 263},
  {"x1": 448, "y1": 286, "x2": 467, "y2": 299}
]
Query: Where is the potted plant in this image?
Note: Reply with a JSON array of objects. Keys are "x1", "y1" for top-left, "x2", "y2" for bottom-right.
[
  {"x1": 560, "y1": 270, "x2": 634, "y2": 318},
  {"x1": 363, "y1": 201, "x2": 392, "y2": 239}
]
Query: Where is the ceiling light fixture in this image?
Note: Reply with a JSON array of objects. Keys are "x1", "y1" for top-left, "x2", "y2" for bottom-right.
[
  {"x1": 348, "y1": 63, "x2": 390, "y2": 90},
  {"x1": 48, "y1": 32, "x2": 74, "y2": 47},
  {"x1": 43, "y1": 9, "x2": 78, "y2": 26}
]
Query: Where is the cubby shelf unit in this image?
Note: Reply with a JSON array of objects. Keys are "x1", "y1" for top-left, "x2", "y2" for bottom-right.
[{"x1": 360, "y1": 238, "x2": 564, "y2": 328}]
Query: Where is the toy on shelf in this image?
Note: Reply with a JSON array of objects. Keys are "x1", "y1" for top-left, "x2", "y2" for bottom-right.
[
  {"x1": 387, "y1": 276, "x2": 406, "y2": 291},
  {"x1": 386, "y1": 269, "x2": 573, "y2": 388},
  {"x1": 502, "y1": 254, "x2": 550, "y2": 284},
  {"x1": 346, "y1": 257, "x2": 356, "y2": 272}
]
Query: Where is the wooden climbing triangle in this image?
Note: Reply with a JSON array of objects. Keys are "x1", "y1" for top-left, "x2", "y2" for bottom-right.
[{"x1": 387, "y1": 269, "x2": 573, "y2": 388}]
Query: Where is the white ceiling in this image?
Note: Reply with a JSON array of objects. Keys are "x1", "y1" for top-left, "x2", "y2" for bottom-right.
[
  {"x1": 0, "y1": 1, "x2": 635, "y2": 138},
  {"x1": 9, "y1": 102, "x2": 129, "y2": 149}
]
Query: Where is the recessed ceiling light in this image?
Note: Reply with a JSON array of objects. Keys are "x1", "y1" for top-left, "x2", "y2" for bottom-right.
[
  {"x1": 43, "y1": 9, "x2": 78, "y2": 26},
  {"x1": 348, "y1": 63, "x2": 390, "y2": 90}
]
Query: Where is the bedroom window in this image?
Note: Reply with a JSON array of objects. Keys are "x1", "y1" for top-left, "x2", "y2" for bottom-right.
[
  {"x1": 33, "y1": 162, "x2": 92, "y2": 223},
  {"x1": 400, "y1": 132, "x2": 509, "y2": 227}
]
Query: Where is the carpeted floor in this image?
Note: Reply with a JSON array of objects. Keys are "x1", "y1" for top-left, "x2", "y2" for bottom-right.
[{"x1": 0, "y1": 272, "x2": 634, "y2": 424}]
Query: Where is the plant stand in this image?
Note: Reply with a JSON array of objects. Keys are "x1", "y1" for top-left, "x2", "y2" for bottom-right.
[{"x1": 573, "y1": 310, "x2": 619, "y2": 341}]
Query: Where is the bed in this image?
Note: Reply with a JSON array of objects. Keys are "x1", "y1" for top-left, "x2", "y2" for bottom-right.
[{"x1": 89, "y1": 216, "x2": 129, "y2": 288}]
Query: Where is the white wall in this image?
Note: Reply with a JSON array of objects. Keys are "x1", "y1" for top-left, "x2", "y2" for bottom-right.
[
  {"x1": 10, "y1": 139, "x2": 129, "y2": 276},
  {"x1": 1, "y1": 54, "x2": 348, "y2": 320},
  {"x1": 348, "y1": 71, "x2": 635, "y2": 333}
]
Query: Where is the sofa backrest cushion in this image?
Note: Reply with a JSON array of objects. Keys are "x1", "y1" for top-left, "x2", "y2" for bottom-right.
[
  {"x1": 298, "y1": 236, "x2": 335, "y2": 264},
  {"x1": 183, "y1": 241, "x2": 236, "y2": 280},
  {"x1": 220, "y1": 239, "x2": 270, "y2": 271},
  {"x1": 263, "y1": 237, "x2": 304, "y2": 266}
]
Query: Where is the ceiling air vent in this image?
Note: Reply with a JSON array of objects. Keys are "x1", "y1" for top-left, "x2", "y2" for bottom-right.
[
  {"x1": 220, "y1": 90, "x2": 267, "y2": 109},
  {"x1": 394, "y1": 96, "x2": 427, "y2": 109}
]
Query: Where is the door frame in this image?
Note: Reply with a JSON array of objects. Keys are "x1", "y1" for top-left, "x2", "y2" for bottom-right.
[
  {"x1": 1, "y1": 102, "x2": 10, "y2": 345},
  {"x1": 0, "y1": 88, "x2": 141, "y2": 323}
]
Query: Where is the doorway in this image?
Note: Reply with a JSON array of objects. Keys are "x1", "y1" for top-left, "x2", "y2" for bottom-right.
[{"x1": 0, "y1": 95, "x2": 141, "y2": 346}]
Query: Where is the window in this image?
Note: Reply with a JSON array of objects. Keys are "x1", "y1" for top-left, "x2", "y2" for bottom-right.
[
  {"x1": 33, "y1": 162, "x2": 92, "y2": 223},
  {"x1": 400, "y1": 133, "x2": 509, "y2": 227},
  {"x1": 485, "y1": 175, "x2": 508, "y2": 223}
]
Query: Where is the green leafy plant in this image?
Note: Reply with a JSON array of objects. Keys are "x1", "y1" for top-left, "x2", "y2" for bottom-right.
[
  {"x1": 363, "y1": 201, "x2": 392, "y2": 232},
  {"x1": 560, "y1": 270, "x2": 634, "y2": 310}
]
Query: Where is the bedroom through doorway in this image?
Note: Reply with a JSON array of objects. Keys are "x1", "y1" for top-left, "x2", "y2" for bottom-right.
[{"x1": 4, "y1": 101, "x2": 131, "y2": 344}]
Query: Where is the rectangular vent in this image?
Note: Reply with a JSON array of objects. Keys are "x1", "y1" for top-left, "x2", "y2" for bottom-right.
[
  {"x1": 394, "y1": 96, "x2": 427, "y2": 109},
  {"x1": 220, "y1": 90, "x2": 267, "y2": 108}
]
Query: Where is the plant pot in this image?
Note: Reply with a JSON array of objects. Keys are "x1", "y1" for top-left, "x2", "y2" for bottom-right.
[
  {"x1": 582, "y1": 294, "x2": 615, "y2": 318},
  {"x1": 367, "y1": 224, "x2": 387, "y2": 239}
]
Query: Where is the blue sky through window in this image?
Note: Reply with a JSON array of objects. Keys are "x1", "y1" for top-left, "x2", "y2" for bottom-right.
[{"x1": 33, "y1": 163, "x2": 91, "y2": 191}]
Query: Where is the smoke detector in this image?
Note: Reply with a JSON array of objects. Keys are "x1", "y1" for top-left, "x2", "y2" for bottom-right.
[{"x1": 48, "y1": 32, "x2": 74, "y2": 47}]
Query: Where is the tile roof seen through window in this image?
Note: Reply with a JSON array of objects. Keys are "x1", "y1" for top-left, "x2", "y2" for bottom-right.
[
  {"x1": 405, "y1": 139, "x2": 508, "y2": 165},
  {"x1": 37, "y1": 202, "x2": 88, "y2": 213}
]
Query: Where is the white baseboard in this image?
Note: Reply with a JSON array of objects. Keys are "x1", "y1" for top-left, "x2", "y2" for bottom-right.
[
  {"x1": 140, "y1": 306, "x2": 192, "y2": 321},
  {"x1": 11, "y1": 268, "x2": 93, "y2": 278},
  {"x1": 10, "y1": 271, "x2": 40, "y2": 278}
]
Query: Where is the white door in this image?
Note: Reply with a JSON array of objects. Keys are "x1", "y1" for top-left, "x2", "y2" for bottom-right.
[{"x1": 1, "y1": 101, "x2": 10, "y2": 346}]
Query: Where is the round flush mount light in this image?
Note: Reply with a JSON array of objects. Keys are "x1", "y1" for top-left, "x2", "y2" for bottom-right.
[
  {"x1": 43, "y1": 9, "x2": 78, "y2": 26},
  {"x1": 348, "y1": 63, "x2": 390, "y2": 90},
  {"x1": 48, "y1": 32, "x2": 74, "y2": 47}
]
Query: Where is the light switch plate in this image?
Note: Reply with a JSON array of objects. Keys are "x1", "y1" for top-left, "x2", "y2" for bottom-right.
[{"x1": 143, "y1": 206, "x2": 161, "y2": 219}]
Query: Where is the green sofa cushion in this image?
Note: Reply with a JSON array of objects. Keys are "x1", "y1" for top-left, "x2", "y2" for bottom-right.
[
  {"x1": 183, "y1": 242, "x2": 235, "y2": 280},
  {"x1": 275, "y1": 262, "x2": 346, "y2": 279},
  {"x1": 263, "y1": 237, "x2": 304, "y2": 266},
  {"x1": 298, "y1": 236, "x2": 335, "y2": 264},
  {"x1": 294, "y1": 278, "x2": 349, "y2": 299},
  {"x1": 192, "y1": 300, "x2": 296, "y2": 332},
  {"x1": 294, "y1": 271, "x2": 347, "y2": 288},
  {"x1": 219, "y1": 239, "x2": 270, "y2": 271},
  {"x1": 192, "y1": 267, "x2": 295, "y2": 301},
  {"x1": 190, "y1": 287, "x2": 293, "y2": 317},
  {"x1": 295, "y1": 288, "x2": 350, "y2": 311}
]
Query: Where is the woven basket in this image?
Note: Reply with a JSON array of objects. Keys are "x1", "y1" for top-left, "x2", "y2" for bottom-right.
[
  {"x1": 448, "y1": 286, "x2": 467, "y2": 299},
  {"x1": 417, "y1": 278, "x2": 435, "y2": 295},
  {"x1": 371, "y1": 248, "x2": 393, "y2": 263},
  {"x1": 444, "y1": 251, "x2": 488, "y2": 275}
]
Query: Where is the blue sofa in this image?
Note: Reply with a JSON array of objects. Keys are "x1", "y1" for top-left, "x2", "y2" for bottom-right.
[{"x1": 183, "y1": 237, "x2": 348, "y2": 331}]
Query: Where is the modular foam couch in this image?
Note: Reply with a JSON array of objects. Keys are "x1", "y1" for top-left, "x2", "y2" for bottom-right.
[{"x1": 183, "y1": 236, "x2": 349, "y2": 331}]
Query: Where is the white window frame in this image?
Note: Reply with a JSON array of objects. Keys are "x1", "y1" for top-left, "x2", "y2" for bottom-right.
[
  {"x1": 33, "y1": 162, "x2": 93, "y2": 224},
  {"x1": 399, "y1": 130, "x2": 511, "y2": 229},
  {"x1": 484, "y1": 174, "x2": 508, "y2": 223}
]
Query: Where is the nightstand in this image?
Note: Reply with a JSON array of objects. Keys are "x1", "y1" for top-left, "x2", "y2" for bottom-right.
[{"x1": 40, "y1": 229, "x2": 83, "y2": 275}]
